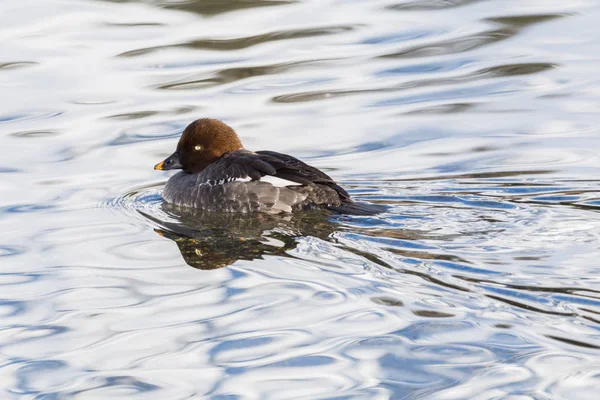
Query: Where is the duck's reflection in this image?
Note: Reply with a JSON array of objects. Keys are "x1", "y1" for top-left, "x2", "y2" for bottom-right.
[{"x1": 140, "y1": 205, "x2": 338, "y2": 270}]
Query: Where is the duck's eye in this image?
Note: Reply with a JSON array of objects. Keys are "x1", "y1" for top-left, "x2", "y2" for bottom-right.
[{"x1": 194, "y1": 145, "x2": 202, "y2": 151}]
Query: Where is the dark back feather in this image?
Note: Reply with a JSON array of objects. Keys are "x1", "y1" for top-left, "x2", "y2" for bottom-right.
[
  {"x1": 194, "y1": 149, "x2": 350, "y2": 202},
  {"x1": 256, "y1": 151, "x2": 351, "y2": 201}
]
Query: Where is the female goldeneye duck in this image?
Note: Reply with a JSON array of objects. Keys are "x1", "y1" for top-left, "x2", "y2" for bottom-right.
[{"x1": 154, "y1": 118, "x2": 385, "y2": 215}]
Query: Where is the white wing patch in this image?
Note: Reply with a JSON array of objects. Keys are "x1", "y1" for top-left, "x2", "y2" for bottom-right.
[
  {"x1": 260, "y1": 175, "x2": 302, "y2": 187},
  {"x1": 204, "y1": 176, "x2": 252, "y2": 186},
  {"x1": 230, "y1": 177, "x2": 252, "y2": 183},
  {"x1": 203, "y1": 176, "x2": 301, "y2": 187}
]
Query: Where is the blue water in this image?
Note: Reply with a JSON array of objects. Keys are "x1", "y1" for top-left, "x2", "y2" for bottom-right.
[{"x1": 1, "y1": 0, "x2": 600, "y2": 398}]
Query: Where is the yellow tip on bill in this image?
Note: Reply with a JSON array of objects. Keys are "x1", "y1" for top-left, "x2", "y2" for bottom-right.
[{"x1": 154, "y1": 161, "x2": 165, "y2": 170}]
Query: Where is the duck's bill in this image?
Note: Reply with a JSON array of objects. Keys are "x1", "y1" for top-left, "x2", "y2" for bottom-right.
[{"x1": 154, "y1": 151, "x2": 182, "y2": 171}]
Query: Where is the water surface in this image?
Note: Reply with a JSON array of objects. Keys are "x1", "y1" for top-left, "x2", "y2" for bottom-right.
[{"x1": 1, "y1": 0, "x2": 600, "y2": 398}]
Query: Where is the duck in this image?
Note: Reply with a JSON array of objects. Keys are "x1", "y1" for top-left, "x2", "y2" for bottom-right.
[{"x1": 154, "y1": 118, "x2": 385, "y2": 215}]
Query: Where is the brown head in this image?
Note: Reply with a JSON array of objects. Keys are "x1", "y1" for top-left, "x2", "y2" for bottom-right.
[{"x1": 154, "y1": 118, "x2": 243, "y2": 173}]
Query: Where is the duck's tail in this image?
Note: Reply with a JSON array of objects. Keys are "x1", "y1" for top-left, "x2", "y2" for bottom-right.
[{"x1": 328, "y1": 201, "x2": 387, "y2": 216}]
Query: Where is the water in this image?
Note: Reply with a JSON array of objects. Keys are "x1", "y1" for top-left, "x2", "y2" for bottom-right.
[{"x1": 1, "y1": 0, "x2": 600, "y2": 398}]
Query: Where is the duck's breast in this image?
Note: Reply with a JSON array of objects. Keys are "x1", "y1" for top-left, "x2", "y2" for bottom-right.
[{"x1": 163, "y1": 172, "x2": 314, "y2": 213}]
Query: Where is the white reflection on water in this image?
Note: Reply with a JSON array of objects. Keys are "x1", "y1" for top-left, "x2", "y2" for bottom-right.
[{"x1": 1, "y1": 0, "x2": 600, "y2": 398}]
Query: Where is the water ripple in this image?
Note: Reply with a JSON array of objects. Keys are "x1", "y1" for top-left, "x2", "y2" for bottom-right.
[
  {"x1": 118, "y1": 25, "x2": 357, "y2": 57},
  {"x1": 1, "y1": 0, "x2": 600, "y2": 398},
  {"x1": 387, "y1": 0, "x2": 484, "y2": 11}
]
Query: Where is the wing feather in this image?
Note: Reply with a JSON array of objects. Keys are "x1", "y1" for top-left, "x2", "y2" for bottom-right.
[{"x1": 195, "y1": 149, "x2": 349, "y2": 201}]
